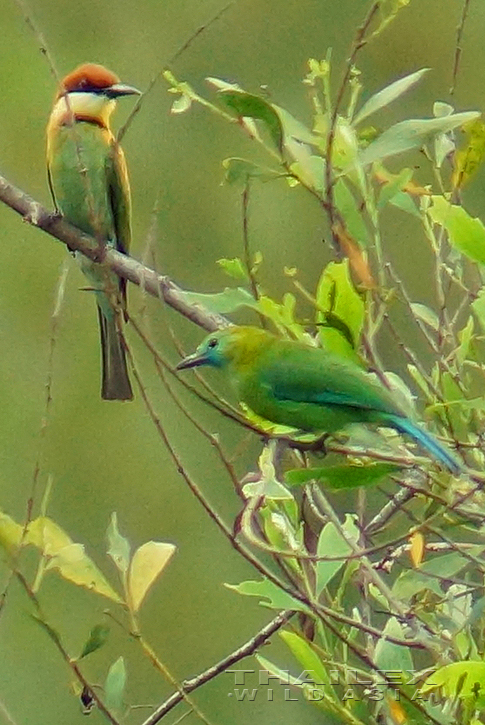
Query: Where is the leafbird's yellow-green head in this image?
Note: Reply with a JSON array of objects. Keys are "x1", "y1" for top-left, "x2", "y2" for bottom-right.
[{"x1": 176, "y1": 326, "x2": 273, "y2": 371}]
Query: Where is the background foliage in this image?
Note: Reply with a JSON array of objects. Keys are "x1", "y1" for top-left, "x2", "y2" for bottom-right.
[{"x1": 2, "y1": 1, "x2": 485, "y2": 724}]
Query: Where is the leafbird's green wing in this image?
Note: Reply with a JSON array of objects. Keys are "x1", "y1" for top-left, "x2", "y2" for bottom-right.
[{"x1": 258, "y1": 343, "x2": 401, "y2": 416}]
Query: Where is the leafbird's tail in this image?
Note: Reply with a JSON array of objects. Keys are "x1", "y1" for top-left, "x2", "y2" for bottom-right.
[
  {"x1": 97, "y1": 307, "x2": 133, "y2": 401},
  {"x1": 385, "y1": 415, "x2": 461, "y2": 474}
]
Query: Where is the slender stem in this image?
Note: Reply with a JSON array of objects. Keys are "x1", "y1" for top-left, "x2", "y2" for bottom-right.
[
  {"x1": 324, "y1": 2, "x2": 380, "y2": 251},
  {"x1": 15, "y1": 570, "x2": 121, "y2": 725},
  {"x1": 139, "y1": 611, "x2": 292, "y2": 725},
  {"x1": 450, "y1": 0, "x2": 472, "y2": 95}
]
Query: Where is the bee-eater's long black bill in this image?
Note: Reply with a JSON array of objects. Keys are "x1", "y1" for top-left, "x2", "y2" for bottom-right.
[
  {"x1": 176, "y1": 353, "x2": 207, "y2": 370},
  {"x1": 107, "y1": 83, "x2": 142, "y2": 98}
]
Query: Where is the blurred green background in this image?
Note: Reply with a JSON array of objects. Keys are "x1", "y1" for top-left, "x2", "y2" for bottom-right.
[{"x1": 1, "y1": 1, "x2": 485, "y2": 723}]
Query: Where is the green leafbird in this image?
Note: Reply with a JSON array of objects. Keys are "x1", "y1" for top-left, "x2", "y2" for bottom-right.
[
  {"x1": 47, "y1": 63, "x2": 140, "y2": 400},
  {"x1": 177, "y1": 326, "x2": 461, "y2": 473}
]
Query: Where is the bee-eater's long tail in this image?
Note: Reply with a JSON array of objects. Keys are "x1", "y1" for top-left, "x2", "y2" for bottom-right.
[
  {"x1": 386, "y1": 415, "x2": 461, "y2": 474},
  {"x1": 97, "y1": 307, "x2": 133, "y2": 401}
]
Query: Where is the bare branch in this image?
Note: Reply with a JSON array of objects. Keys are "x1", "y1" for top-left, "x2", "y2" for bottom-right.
[
  {"x1": 0, "y1": 172, "x2": 228, "y2": 332},
  {"x1": 140, "y1": 611, "x2": 292, "y2": 725}
]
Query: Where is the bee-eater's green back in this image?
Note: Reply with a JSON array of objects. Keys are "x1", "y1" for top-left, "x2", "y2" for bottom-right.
[
  {"x1": 48, "y1": 123, "x2": 119, "y2": 239},
  {"x1": 46, "y1": 63, "x2": 138, "y2": 400}
]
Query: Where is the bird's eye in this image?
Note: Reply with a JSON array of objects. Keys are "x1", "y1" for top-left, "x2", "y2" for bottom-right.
[{"x1": 207, "y1": 338, "x2": 218, "y2": 349}]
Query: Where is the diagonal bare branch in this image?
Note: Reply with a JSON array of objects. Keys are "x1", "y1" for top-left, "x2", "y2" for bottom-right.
[{"x1": 0, "y1": 172, "x2": 228, "y2": 332}]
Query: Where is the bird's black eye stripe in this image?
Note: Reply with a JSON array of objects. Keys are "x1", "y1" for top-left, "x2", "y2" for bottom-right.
[
  {"x1": 68, "y1": 86, "x2": 110, "y2": 96},
  {"x1": 207, "y1": 338, "x2": 218, "y2": 349}
]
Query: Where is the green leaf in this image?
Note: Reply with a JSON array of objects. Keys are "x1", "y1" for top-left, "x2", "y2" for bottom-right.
[
  {"x1": 260, "y1": 507, "x2": 301, "y2": 556},
  {"x1": 384, "y1": 371, "x2": 418, "y2": 418},
  {"x1": 374, "y1": 617, "x2": 414, "y2": 673},
  {"x1": 378, "y1": 168, "x2": 413, "y2": 209},
  {"x1": 316, "y1": 515, "x2": 359, "y2": 593},
  {"x1": 420, "y1": 549, "x2": 485, "y2": 578},
  {"x1": 422, "y1": 661, "x2": 485, "y2": 700},
  {"x1": 286, "y1": 462, "x2": 401, "y2": 489},
  {"x1": 315, "y1": 260, "x2": 365, "y2": 360},
  {"x1": 225, "y1": 579, "x2": 309, "y2": 613},
  {"x1": 177, "y1": 287, "x2": 256, "y2": 315},
  {"x1": 216, "y1": 257, "x2": 248, "y2": 281},
  {"x1": 393, "y1": 550, "x2": 485, "y2": 599},
  {"x1": 170, "y1": 93, "x2": 192, "y2": 114},
  {"x1": 127, "y1": 541, "x2": 176, "y2": 612},
  {"x1": 218, "y1": 90, "x2": 283, "y2": 151},
  {"x1": 107, "y1": 513, "x2": 130, "y2": 575},
  {"x1": 242, "y1": 444, "x2": 294, "y2": 500},
  {"x1": 428, "y1": 197, "x2": 485, "y2": 265},
  {"x1": 356, "y1": 111, "x2": 479, "y2": 167},
  {"x1": 334, "y1": 179, "x2": 369, "y2": 246},
  {"x1": 279, "y1": 631, "x2": 330, "y2": 686},
  {"x1": 410, "y1": 302, "x2": 440, "y2": 332},
  {"x1": 215, "y1": 86, "x2": 316, "y2": 160},
  {"x1": 206, "y1": 77, "x2": 243, "y2": 92},
  {"x1": 353, "y1": 68, "x2": 430, "y2": 126},
  {"x1": 370, "y1": 0, "x2": 412, "y2": 41},
  {"x1": 80, "y1": 624, "x2": 110, "y2": 659},
  {"x1": 222, "y1": 157, "x2": 281, "y2": 186},
  {"x1": 256, "y1": 654, "x2": 303, "y2": 687},
  {"x1": 104, "y1": 656, "x2": 126, "y2": 714},
  {"x1": 456, "y1": 315, "x2": 475, "y2": 365},
  {"x1": 273, "y1": 104, "x2": 317, "y2": 147},
  {"x1": 472, "y1": 288, "x2": 485, "y2": 332},
  {"x1": 253, "y1": 294, "x2": 306, "y2": 339},
  {"x1": 388, "y1": 190, "x2": 421, "y2": 218},
  {"x1": 433, "y1": 101, "x2": 456, "y2": 168},
  {"x1": 322, "y1": 117, "x2": 359, "y2": 169},
  {"x1": 290, "y1": 155, "x2": 325, "y2": 195}
]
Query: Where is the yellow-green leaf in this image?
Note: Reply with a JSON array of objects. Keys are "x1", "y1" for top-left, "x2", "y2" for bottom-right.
[
  {"x1": 279, "y1": 630, "x2": 330, "y2": 686},
  {"x1": 422, "y1": 661, "x2": 485, "y2": 700},
  {"x1": 452, "y1": 119, "x2": 485, "y2": 189},
  {"x1": 45, "y1": 543, "x2": 122, "y2": 603},
  {"x1": 27, "y1": 516, "x2": 72, "y2": 554},
  {"x1": 428, "y1": 197, "x2": 485, "y2": 265},
  {"x1": 0, "y1": 510, "x2": 23, "y2": 552},
  {"x1": 127, "y1": 541, "x2": 176, "y2": 612},
  {"x1": 315, "y1": 260, "x2": 365, "y2": 360},
  {"x1": 216, "y1": 257, "x2": 248, "y2": 281}
]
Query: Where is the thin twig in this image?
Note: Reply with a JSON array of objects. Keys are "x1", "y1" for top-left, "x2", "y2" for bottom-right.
[
  {"x1": 324, "y1": 2, "x2": 380, "y2": 252},
  {"x1": 12, "y1": 0, "x2": 60, "y2": 84},
  {"x1": 0, "y1": 698, "x2": 19, "y2": 725},
  {"x1": 450, "y1": 0, "x2": 472, "y2": 95},
  {"x1": 140, "y1": 611, "x2": 292, "y2": 725},
  {"x1": 154, "y1": 354, "x2": 244, "y2": 499},
  {"x1": 15, "y1": 569, "x2": 121, "y2": 725},
  {"x1": 118, "y1": 1, "x2": 236, "y2": 144},
  {"x1": 0, "y1": 262, "x2": 68, "y2": 617},
  {"x1": 241, "y1": 182, "x2": 265, "y2": 327}
]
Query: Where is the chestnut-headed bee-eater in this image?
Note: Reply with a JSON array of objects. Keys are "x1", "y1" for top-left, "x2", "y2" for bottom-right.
[
  {"x1": 46, "y1": 63, "x2": 140, "y2": 400},
  {"x1": 177, "y1": 326, "x2": 462, "y2": 473}
]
